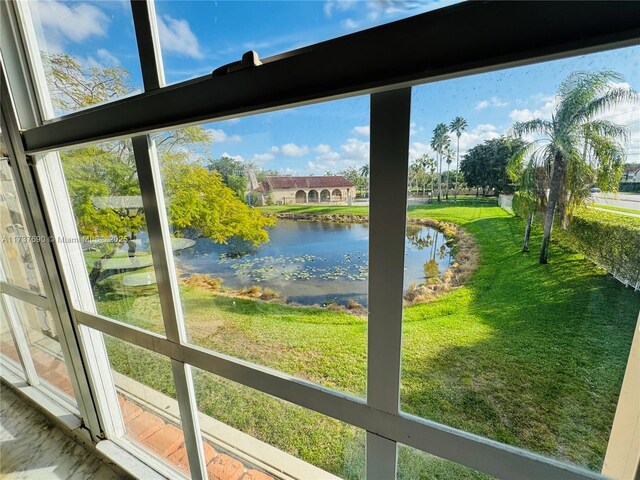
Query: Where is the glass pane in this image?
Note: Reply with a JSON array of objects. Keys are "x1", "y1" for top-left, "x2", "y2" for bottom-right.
[
  {"x1": 0, "y1": 299, "x2": 22, "y2": 371},
  {"x1": 192, "y1": 366, "x2": 365, "y2": 480},
  {"x1": 42, "y1": 141, "x2": 164, "y2": 334},
  {"x1": 398, "y1": 444, "x2": 493, "y2": 479},
  {"x1": 103, "y1": 335, "x2": 188, "y2": 475},
  {"x1": 155, "y1": 0, "x2": 464, "y2": 84},
  {"x1": 24, "y1": 0, "x2": 143, "y2": 118},
  {"x1": 155, "y1": 97, "x2": 369, "y2": 395},
  {"x1": 3, "y1": 295, "x2": 76, "y2": 401},
  {"x1": 401, "y1": 44, "x2": 640, "y2": 473},
  {"x1": 0, "y1": 158, "x2": 45, "y2": 294}
]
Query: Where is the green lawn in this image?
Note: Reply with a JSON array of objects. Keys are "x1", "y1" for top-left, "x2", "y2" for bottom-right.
[
  {"x1": 98, "y1": 198, "x2": 639, "y2": 478},
  {"x1": 590, "y1": 204, "x2": 640, "y2": 215}
]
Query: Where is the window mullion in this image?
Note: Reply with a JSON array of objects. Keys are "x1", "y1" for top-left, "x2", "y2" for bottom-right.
[
  {"x1": 130, "y1": 0, "x2": 165, "y2": 91},
  {"x1": 131, "y1": 135, "x2": 208, "y2": 480},
  {"x1": 366, "y1": 88, "x2": 412, "y2": 479}
]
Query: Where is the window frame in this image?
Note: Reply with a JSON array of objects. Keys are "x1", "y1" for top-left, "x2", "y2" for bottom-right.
[{"x1": 1, "y1": 1, "x2": 639, "y2": 479}]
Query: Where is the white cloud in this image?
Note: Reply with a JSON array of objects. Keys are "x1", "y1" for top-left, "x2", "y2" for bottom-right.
[
  {"x1": 251, "y1": 153, "x2": 274, "y2": 164},
  {"x1": 457, "y1": 124, "x2": 501, "y2": 153},
  {"x1": 270, "y1": 146, "x2": 280, "y2": 153},
  {"x1": 324, "y1": 0, "x2": 358, "y2": 16},
  {"x1": 509, "y1": 95, "x2": 557, "y2": 122},
  {"x1": 341, "y1": 137, "x2": 370, "y2": 161},
  {"x1": 85, "y1": 48, "x2": 121, "y2": 69},
  {"x1": 157, "y1": 15, "x2": 203, "y2": 59},
  {"x1": 206, "y1": 128, "x2": 241, "y2": 143},
  {"x1": 220, "y1": 152, "x2": 245, "y2": 162},
  {"x1": 409, "y1": 141, "x2": 435, "y2": 162},
  {"x1": 33, "y1": 1, "x2": 108, "y2": 52},
  {"x1": 475, "y1": 96, "x2": 508, "y2": 110},
  {"x1": 342, "y1": 18, "x2": 360, "y2": 29},
  {"x1": 316, "y1": 150, "x2": 341, "y2": 162},
  {"x1": 352, "y1": 125, "x2": 370, "y2": 136},
  {"x1": 314, "y1": 144, "x2": 332, "y2": 154},
  {"x1": 281, "y1": 143, "x2": 309, "y2": 157}
]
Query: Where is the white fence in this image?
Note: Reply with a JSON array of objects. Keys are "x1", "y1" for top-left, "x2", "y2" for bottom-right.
[{"x1": 498, "y1": 194, "x2": 513, "y2": 211}]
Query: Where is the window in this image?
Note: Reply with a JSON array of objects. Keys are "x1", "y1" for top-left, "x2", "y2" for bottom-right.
[
  {"x1": 154, "y1": 0, "x2": 464, "y2": 84},
  {"x1": 39, "y1": 141, "x2": 164, "y2": 333},
  {"x1": 2, "y1": 2, "x2": 639, "y2": 480},
  {"x1": 0, "y1": 157, "x2": 45, "y2": 294},
  {"x1": 19, "y1": 0, "x2": 143, "y2": 118},
  {"x1": 155, "y1": 98, "x2": 370, "y2": 395},
  {"x1": 401, "y1": 46, "x2": 639, "y2": 473}
]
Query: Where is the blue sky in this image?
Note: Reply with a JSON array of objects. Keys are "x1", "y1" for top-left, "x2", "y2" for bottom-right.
[{"x1": 27, "y1": 1, "x2": 640, "y2": 174}]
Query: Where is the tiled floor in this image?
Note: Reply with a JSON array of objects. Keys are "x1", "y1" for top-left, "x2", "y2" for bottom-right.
[
  {"x1": 1, "y1": 341, "x2": 277, "y2": 480},
  {"x1": 0, "y1": 382, "x2": 127, "y2": 480}
]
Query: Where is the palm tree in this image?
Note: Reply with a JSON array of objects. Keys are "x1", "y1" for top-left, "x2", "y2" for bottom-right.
[
  {"x1": 359, "y1": 164, "x2": 370, "y2": 198},
  {"x1": 431, "y1": 123, "x2": 451, "y2": 203},
  {"x1": 444, "y1": 146, "x2": 454, "y2": 201},
  {"x1": 512, "y1": 71, "x2": 637, "y2": 264},
  {"x1": 449, "y1": 116, "x2": 467, "y2": 203},
  {"x1": 427, "y1": 156, "x2": 436, "y2": 202},
  {"x1": 408, "y1": 160, "x2": 421, "y2": 196}
]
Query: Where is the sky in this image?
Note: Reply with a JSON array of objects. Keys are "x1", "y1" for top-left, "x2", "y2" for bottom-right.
[{"x1": 26, "y1": 0, "x2": 640, "y2": 175}]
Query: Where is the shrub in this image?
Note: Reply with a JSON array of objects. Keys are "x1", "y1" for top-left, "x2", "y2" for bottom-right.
[
  {"x1": 561, "y1": 209, "x2": 640, "y2": 286},
  {"x1": 241, "y1": 285, "x2": 262, "y2": 297},
  {"x1": 346, "y1": 299, "x2": 363, "y2": 310},
  {"x1": 619, "y1": 182, "x2": 640, "y2": 193},
  {"x1": 181, "y1": 274, "x2": 223, "y2": 291},
  {"x1": 259, "y1": 287, "x2": 279, "y2": 300}
]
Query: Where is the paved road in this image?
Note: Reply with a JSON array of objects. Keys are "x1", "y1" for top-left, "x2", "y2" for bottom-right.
[{"x1": 590, "y1": 192, "x2": 640, "y2": 211}]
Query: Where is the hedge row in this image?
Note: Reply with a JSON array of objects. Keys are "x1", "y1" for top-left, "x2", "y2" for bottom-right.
[
  {"x1": 562, "y1": 209, "x2": 640, "y2": 286},
  {"x1": 619, "y1": 182, "x2": 640, "y2": 193}
]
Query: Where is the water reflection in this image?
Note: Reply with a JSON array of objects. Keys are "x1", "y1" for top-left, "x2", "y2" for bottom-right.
[{"x1": 176, "y1": 220, "x2": 452, "y2": 307}]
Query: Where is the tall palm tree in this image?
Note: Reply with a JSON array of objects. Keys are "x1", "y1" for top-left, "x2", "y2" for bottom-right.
[
  {"x1": 449, "y1": 116, "x2": 467, "y2": 203},
  {"x1": 430, "y1": 123, "x2": 450, "y2": 203},
  {"x1": 512, "y1": 71, "x2": 637, "y2": 264},
  {"x1": 408, "y1": 160, "x2": 421, "y2": 195},
  {"x1": 359, "y1": 164, "x2": 370, "y2": 198},
  {"x1": 444, "y1": 146, "x2": 454, "y2": 201},
  {"x1": 427, "y1": 156, "x2": 436, "y2": 202}
]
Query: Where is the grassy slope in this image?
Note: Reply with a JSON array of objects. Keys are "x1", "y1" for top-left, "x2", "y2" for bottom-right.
[
  {"x1": 591, "y1": 204, "x2": 640, "y2": 215},
  {"x1": 99, "y1": 198, "x2": 639, "y2": 477}
]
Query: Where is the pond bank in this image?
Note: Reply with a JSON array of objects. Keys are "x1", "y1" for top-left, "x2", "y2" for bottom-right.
[{"x1": 180, "y1": 213, "x2": 479, "y2": 312}]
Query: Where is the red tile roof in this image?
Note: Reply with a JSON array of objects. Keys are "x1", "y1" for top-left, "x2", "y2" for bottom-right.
[{"x1": 263, "y1": 176, "x2": 353, "y2": 190}]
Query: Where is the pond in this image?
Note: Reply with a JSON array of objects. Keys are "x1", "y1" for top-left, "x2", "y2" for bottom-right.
[{"x1": 176, "y1": 220, "x2": 452, "y2": 307}]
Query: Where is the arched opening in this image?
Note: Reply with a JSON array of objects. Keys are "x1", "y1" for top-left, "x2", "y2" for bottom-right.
[
  {"x1": 332, "y1": 189, "x2": 342, "y2": 201},
  {"x1": 320, "y1": 189, "x2": 331, "y2": 202},
  {"x1": 308, "y1": 190, "x2": 319, "y2": 202},
  {"x1": 295, "y1": 190, "x2": 307, "y2": 203}
]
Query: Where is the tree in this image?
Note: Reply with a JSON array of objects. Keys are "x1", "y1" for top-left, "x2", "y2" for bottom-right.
[
  {"x1": 408, "y1": 160, "x2": 421, "y2": 195},
  {"x1": 430, "y1": 123, "x2": 451, "y2": 203},
  {"x1": 507, "y1": 152, "x2": 549, "y2": 252},
  {"x1": 164, "y1": 154, "x2": 273, "y2": 245},
  {"x1": 340, "y1": 167, "x2": 366, "y2": 197},
  {"x1": 45, "y1": 53, "x2": 275, "y2": 283},
  {"x1": 359, "y1": 164, "x2": 370, "y2": 198},
  {"x1": 449, "y1": 116, "x2": 468, "y2": 203},
  {"x1": 42, "y1": 53, "x2": 131, "y2": 113},
  {"x1": 208, "y1": 156, "x2": 248, "y2": 200},
  {"x1": 444, "y1": 146, "x2": 454, "y2": 201},
  {"x1": 460, "y1": 137, "x2": 526, "y2": 198},
  {"x1": 512, "y1": 71, "x2": 637, "y2": 263}
]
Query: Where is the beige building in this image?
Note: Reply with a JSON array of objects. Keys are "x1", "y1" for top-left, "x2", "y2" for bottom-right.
[{"x1": 254, "y1": 176, "x2": 354, "y2": 205}]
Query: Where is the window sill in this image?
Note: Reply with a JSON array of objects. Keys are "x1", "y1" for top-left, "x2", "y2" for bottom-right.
[{"x1": 113, "y1": 371, "x2": 340, "y2": 480}]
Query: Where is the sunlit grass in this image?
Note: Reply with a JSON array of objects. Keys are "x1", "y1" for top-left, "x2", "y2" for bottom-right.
[{"x1": 100, "y1": 198, "x2": 639, "y2": 477}]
